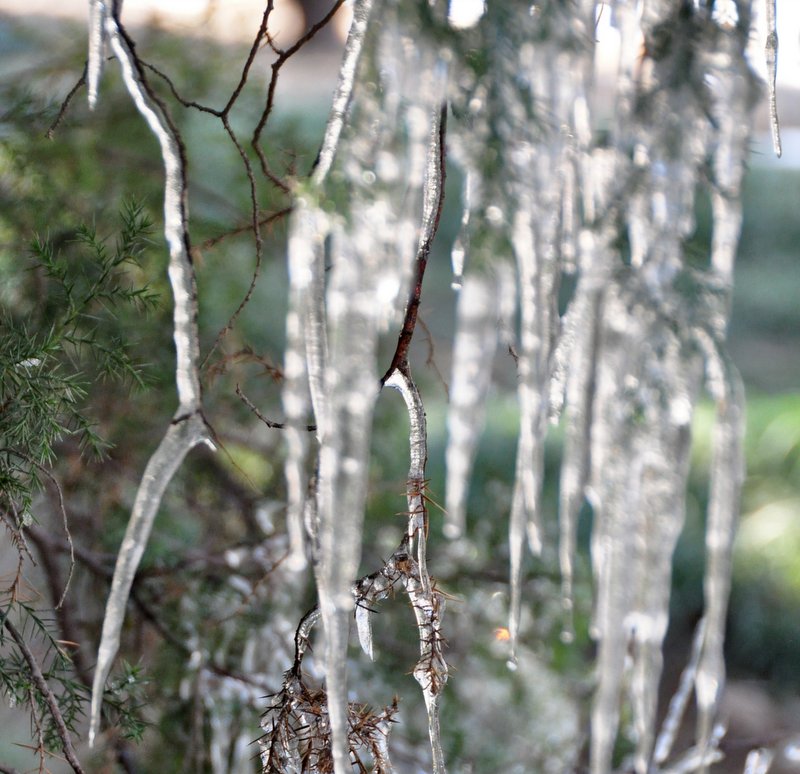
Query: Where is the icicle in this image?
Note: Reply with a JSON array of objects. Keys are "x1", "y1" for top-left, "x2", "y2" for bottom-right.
[
  {"x1": 511, "y1": 202, "x2": 551, "y2": 559},
  {"x1": 89, "y1": 13, "x2": 207, "y2": 747},
  {"x1": 660, "y1": 723, "x2": 725, "y2": 774},
  {"x1": 588, "y1": 335, "x2": 643, "y2": 774},
  {"x1": 743, "y1": 748, "x2": 775, "y2": 774},
  {"x1": 87, "y1": 0, "x2": 107, "y2": 109},
  {"x1": 312, "y1": 0, "x2": 375, "y2": 184},
  {"x1": 355, "y1": 602, "x2": 374, "y2": 660},
  {"x1": 694, "y1": 334, "x2": 745, "y2": 772},
  {"x1": 508, "y1": 197, "x2": 563, "y2": 662},
  {"x1": 765, "y1": 0, "x2": 782, "y2": 158},
  {"x1": 557, "y1": 229, "x2": 608, "y2": 643},
  {"x1": 507, "y1": 462, "x2": 526, "y2": 667},
  {"x1": 450, "y1": 172, "x2": 471, "y2": 289},
  {"x1": 444, "y1": 274, "x2": 502, "y2": 538},
  {"x1": 282, "y1": 201, "x2": 329, "y2": 571},
  {"x1": 279, "y1": 2, "x2": 376, "y2": 765},
  {"x1": 653, "y1": 618, "x2": 707, "y2": 766}
]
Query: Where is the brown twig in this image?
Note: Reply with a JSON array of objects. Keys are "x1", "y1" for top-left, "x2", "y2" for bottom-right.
[
  {"x1": 46, "y1": 66, "x2": 87, "y2": 139},
  {"x1": 201, "y1": 115, "x2": 267, "y2": 366},
  {"x1": 24, "y1": 460, "x2": 74, "y2": 609},
  {"x1": 417, "y1": 315, "x2": 450, "y2": 400},
  {"x1": 251, "y1": 0, "x2": 346, "y2": 187},
  {"x1": 381, "y1": 104, "x2": 448, "y2": 384},
  {"x1": 194, "y1": 207, "x2": 291, "y2": 252},
  {"x1": 235, "y1": 384, "x2": 316, "y2": 432}
]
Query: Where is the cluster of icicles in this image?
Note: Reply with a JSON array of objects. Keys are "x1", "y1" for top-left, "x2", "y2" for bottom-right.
[{"x1": 84, "y1": 0, "x2": 779, "y2": 773}]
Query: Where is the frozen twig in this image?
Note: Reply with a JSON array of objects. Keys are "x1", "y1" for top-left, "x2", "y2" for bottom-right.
[
  {"x1": 87, "y1": 0, "x2": 106, "y2": 109},
  {"x1": 653, "y1": 618, "x2": 707, "y2": 765},
  {"x1": 311, "y1": 0, "x2": 374, "y2": 184},
  {"x1": 765, "y1": 0, "x2": 781, "y2": 157},
  {"x1": 88, "y1": 7, "x2": 208, "y2": 747},
  {"x1": 385, "y1": 370, "x2": 431, "y2": 594},
  {"x1": 693, "y1": 329, "x2": 745, "y2": 774}
]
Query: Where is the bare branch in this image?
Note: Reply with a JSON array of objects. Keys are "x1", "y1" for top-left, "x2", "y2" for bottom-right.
[{"x1": 46, "y1": 66, "x2": 87, "y2": 139}]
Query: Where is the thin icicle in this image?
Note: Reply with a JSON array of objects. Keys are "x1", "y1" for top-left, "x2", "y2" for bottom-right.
[
  {"x1": 450, "y1": 172, "x2": 471, "y2": 289},
  {"x1": 507, "y1": 462, "x2": 527, "y2": 667},
  {"x1": 511, "y1": 203, "x2": 552, "y2": 559},
  {"x1": 89, "y1": 12, "x2": 207, "y2": 747},
  {"x1": 660, "y1": 723, "x2": 725, "y2": 774},
  {"x1": 283, "y1": 201, "x2": 329, "y2": 570},
  {"x1": 444, "y1": 274, "x2": 502, "y2": 538},
  {"x1": 765, "y1": 0, "x2": 782, "y2": 158},
  {"x1": 743, "y1": 748, "x2": 775, "y2": 774},
  {"x1": 312, "y1": 0, "x2": 375, "y2": 184},
  {"x1": 355, "y1": 601, "x2": 374, "y2": 660},
  {"x1": 87, "y1": 0, "x2": 106, "y2": 109},
  {"x1": 653, "y1": 618, "x2": 707, "y2": 766},
  {"x1": 557, "y1": 231, "x2": 608, "y2": 642},
  {"x1": 694, "y1": 333, "x2": 745, "y2": 772}
]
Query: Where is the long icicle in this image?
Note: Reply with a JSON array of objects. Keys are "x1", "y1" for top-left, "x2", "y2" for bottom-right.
[
  {"x1": 281, "y1": 4, "x2": 375, "y2": 766},
  {"x1": 89, "y1": 8, "x2": 207, "y2": 746},
  {"x1": 282, "y1": 0, "x2": 373, "y2": 571},
  {"x1": 694, "y1": 333, "x2": 745, "y2": 773}
]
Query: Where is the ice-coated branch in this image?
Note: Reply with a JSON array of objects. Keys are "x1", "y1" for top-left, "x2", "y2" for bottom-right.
[
  {"x1": 381, "y1": 369, "x2": 447, "y2": 773},
  {"x1": 765, "y1": 0, "x2": 781, "y2": 157},
  {"x1": 87, "y1": 0, "x2": 106, "y2": 109},
  {"x1": 89, "y1": 9, "x2": 207, "y2": 747},
  {"x1": 381, "y1": 103, "x2": 446, "y2": 386},
  {"x1": 406, "y1": 565, "x2": 448, "y2": 774},
  {"x1": 384, "y1": 369, "x2": 431, "y2": 595},
  {"x1": 653, "y1": 618, "x2": 707, "y2": 766},
  {"x1": 693, "y1": 331, "x2": 745, "y2": 773},
  {"x1": 312, "y1": 0, "x2": 374, "y2": 185}
]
